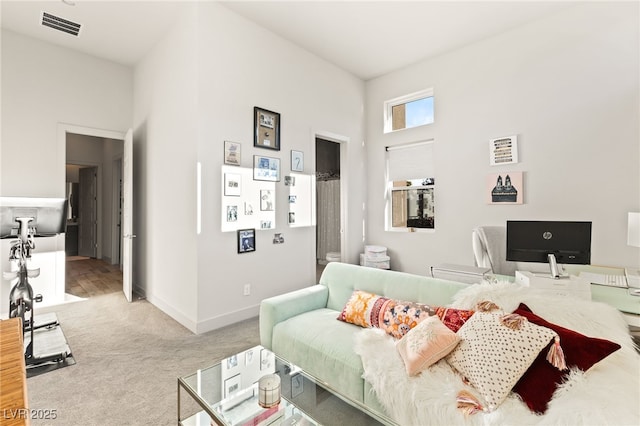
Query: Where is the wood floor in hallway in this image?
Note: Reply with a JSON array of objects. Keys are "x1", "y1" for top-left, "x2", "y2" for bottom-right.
[{"x1": 66, "y1": 257, "x2": 122, "y2": 298}]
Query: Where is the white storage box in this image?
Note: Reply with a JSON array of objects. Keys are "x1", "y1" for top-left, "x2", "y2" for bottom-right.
[
  {"x1": 364, "y1": 255, "x2": 390, "y2": 270},
  {"x1": 326, "y1": 252, "x2": 341, "y2": 263},
  {"x1": 365, "y1": 245, "x2": 387, "y2": 259}
]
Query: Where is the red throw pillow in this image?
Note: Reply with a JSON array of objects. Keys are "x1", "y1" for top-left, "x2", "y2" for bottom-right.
[
  {"x1": 434, "y1": 307, "x2": 475, "y2": 332},
  {"x1": 512, "y1": 303, "x2": 621, "y2": 414}
]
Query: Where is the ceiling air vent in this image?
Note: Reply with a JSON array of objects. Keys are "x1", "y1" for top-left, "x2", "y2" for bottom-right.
[{"x1": 40, "y1": 12, "x2": 81, "y2": 37}]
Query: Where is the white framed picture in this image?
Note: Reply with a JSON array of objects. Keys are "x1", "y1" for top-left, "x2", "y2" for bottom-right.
[
  {"x1": 254, "y1": 155, "x2": 281, "y2": 182},
  {"x1": 224, "y1": 374, "x2": 242, "y2": 398},
  {"x1": 224, "y1": 141, "x2": 241, "y2": 166},
  {"x1": 224, "y1": 173, "x2": 241, "y2": 196},
  {"x1": 489, "y1": 135, "x2": 518, "y2": 166},
  {"x1": 291, "y1": 150, "x2": 304, "y2": 172}
]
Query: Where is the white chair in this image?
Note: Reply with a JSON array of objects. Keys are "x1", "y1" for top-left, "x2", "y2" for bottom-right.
[{"x1": 471, "y1": 226, "x2": 517, "y2": 276}]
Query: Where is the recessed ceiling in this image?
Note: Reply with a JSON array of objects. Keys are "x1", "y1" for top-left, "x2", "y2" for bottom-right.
[{"x1": 1, "y1": 1, "x2": 574, "y2": 80}]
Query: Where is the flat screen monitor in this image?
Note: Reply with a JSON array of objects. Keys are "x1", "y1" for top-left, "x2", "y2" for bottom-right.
[
  {"x1": 506, "y1": 221, "x2": 592, "y2": 275},
  {"x1": 0, "y1": 197, "x2": 67, "y2": 239}
]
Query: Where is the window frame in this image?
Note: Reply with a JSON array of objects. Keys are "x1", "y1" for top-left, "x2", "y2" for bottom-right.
[
  {"x1": 383, "y1": 88, "x2": 434, "y2": 134},
  {"x1": 385, "y1": 140, "x2": 436, "y2": 233}
]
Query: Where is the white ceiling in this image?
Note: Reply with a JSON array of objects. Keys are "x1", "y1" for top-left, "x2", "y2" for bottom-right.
[{"x1": 1, "y1": 0, "x2": 574, "y2": 80}]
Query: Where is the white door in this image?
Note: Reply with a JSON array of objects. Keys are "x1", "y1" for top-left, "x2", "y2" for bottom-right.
[{"x1": 122, "y1": 129, "x2": 134, "y2": 302}]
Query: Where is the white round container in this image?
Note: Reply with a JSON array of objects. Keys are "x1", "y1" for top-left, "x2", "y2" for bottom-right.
[{"x1": 258, "y1": 374, "x2": 281, "y2": 408}]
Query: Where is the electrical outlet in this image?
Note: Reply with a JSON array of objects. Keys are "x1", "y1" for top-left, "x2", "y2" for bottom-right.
[{"x1": 243, "y1": 284, "x2": 251, "y2": 296}]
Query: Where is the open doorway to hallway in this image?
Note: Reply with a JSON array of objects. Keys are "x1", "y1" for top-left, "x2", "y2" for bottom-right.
[
  {"x1": 65, "y1": 132, "x2": 124, "y2": 298},
  {"x1": 315, "y1": 137, "x2": 342, "y2": 281}
]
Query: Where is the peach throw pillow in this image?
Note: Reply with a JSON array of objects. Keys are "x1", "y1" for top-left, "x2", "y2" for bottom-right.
[{"x1": 396, "y1": 316, "x2": 460, "y2": 376}]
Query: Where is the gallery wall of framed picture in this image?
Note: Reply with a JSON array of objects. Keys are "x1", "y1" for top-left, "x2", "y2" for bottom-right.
[
  {"x1": 286, "y1": 173, "x2": 313, "y2": 228},
  {"x1": 219, "y1": 105, "x2": 316, "y2": 253},
  {"x1": 221, "y1": 166, "x2": 277, "y2": 233}
]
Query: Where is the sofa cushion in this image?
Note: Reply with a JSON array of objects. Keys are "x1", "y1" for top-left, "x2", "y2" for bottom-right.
[
  {"x1": 434, "y1": 307, "x2": 475, "y2": 332},
  {"x1": 272, "y1": 308, "x2": 365, "y2": 403},
  {"x1": 337, "y1": 289, "x2": 435, "y2": 339},
  {"x1": 396, "y1": 316, "x2": 460, "y2": 376},
  {"x1": 512, "y1": 303, "x2": 622, "y2": 414},
  {"x1": 446, "y1": 310, "x2": 558, "y2": 411}
]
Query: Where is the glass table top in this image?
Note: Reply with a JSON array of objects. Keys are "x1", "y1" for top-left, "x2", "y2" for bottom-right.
[{"x1": 178, "y1": 345, "x2": 391, "y2": 426}]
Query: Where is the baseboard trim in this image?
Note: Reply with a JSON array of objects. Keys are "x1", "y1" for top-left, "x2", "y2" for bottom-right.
[
  {"x1": 145, "y1": 294, "x2": 198, "y2": 333},
  {"x1": 143, "y1": 292, "x2": 259, "y2": 335},
  {"x1": 196, "y1": 304, "x2": 260, "y2": 334}
]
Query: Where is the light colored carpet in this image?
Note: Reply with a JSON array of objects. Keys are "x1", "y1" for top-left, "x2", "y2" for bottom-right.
[{"x1": 27, "y1": 292, "x2": 260, "y2": 425}]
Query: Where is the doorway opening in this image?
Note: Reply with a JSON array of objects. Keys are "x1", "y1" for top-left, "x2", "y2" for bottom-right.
[
  {"x1": 65, "y1": 131, "x2": 124, "y2": 298},
  {"x1": 315, "y1": 137, "x2": 342, "y2": 281}
]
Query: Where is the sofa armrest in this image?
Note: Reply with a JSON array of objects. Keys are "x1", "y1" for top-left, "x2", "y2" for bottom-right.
[{"x1": 260, "y1": 284, "x2": 329, "y2": 350}]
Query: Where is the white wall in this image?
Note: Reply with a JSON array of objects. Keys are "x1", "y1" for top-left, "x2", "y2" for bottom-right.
[
  {"x1": 0, "y1": 30, "x2": 132, "y2": 310},
  {"x1": 133, "y1": 5, "x2": 200, "y2": 330},
  {"x1": 193, "y1": 2, "x2": 365, "y2": 333},
  {"x1": 133, "y1": 3, "x2": 365, "y2": 333},
  {"x1": 365, "y1": 2, "x2": 640, "y2": 274},
  {"x1": 1, "y1": 30, "x2": 133, "y2": 198}
]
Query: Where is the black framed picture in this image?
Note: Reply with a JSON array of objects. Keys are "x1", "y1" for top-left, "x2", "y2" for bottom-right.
[
  {"x1": 254, "y1": 107, "x2": 281, "y2": 151},
  {"x1": 238, "y1": 228, "x2": 256, "y2": 254}
]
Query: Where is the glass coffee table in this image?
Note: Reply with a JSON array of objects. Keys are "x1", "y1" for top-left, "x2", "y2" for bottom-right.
[{"x1": 178, "y1": 345, "x2": 394, "y2": 426}]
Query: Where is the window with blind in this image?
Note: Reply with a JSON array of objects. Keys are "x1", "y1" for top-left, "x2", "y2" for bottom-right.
[{"x1": 385, "y1": 140, "x2": 435, "y2": 231}]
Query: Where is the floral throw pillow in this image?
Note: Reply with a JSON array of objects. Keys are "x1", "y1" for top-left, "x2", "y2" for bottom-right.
[
  {"x1": 396, "y1": 316, "x2": 461, "y2": 376},
  {"x1": 337, "y1": 290, "x2": 435, "y2": 339},
  {"x1": 336, "y1": 290, "x2": 391, "y2": 328},
  {"x1": 445, "y1": 310, "x2": 559, "y2": 411}
]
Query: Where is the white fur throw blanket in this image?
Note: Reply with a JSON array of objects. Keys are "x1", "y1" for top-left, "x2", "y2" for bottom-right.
[{"x1": 354, "y1": 281, "x2": 640, "y2": 425}]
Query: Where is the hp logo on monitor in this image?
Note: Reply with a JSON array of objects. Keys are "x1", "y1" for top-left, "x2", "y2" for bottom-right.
[{"x1": 542, "y1": 231, "x2": 553, "y2": 240}]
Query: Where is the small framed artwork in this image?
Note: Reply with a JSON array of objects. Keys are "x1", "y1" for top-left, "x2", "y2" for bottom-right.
[
  {"x1": 226, "y1": 355, "x2": 238, "y2": 371},
  {"x1": 245, "y1": 348, "x2": 256, "y2": 367},
  {"x1": 487, "y1": 172, "x2": 524, "y2": 204},
  {"x1": 291, "y1": 374, "x2": 304, "y2": 398},
  {"x1": 254, "y1": 107, "x2": 280, "y2": 151},
  {"x1": 238, "y1": 228, "x2": 256, "y2": 253},
  {"x1": 260, "y1": 190, "x2": 274, "y2": 211},
  {"x1": 489, "y1": 135, "x2": 518, "y2": 166},
  {"x1": 227, "y1": 205, "x2": 238, "y2": 222},
  {"x1": 284, "y1": 176, "x2": 295, "y2": 186},
  {"x1": 224, "y1": 173, "x2": 241, "y2": 196},
  {"x1": 224, "y1": 141, "x2": 241, "y2": 166},
  {"x1": 288, "y1": 212, "x2": 296, "y2": 224},
  {"x1": 254, "y1": 155, "x2": 280, "y2": 182},
  {"x1": 224, "y1": 374, "x2": 242, "y2": 398},
  {"x1": 291, "y1": 150, "x2": 304, "y2": 172},
  {"x1": 260, "y1": 220, "x2": 272, "y2": 229},
  {"x1": 260, "y1": 348, "x2": 275, "y2": 371}
]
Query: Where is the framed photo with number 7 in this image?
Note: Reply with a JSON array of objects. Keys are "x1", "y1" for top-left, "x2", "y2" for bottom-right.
[{"x1": 291, "y1": 150, "x2": 304, "y2": 172}]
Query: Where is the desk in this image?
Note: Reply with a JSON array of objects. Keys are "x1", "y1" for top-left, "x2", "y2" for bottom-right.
[
  {"x1": 561, "y1": 264, "x2": 640, "y2": 326},
  {"x1": 0, "y1": 318, "x2": 29, "y2": 426}
]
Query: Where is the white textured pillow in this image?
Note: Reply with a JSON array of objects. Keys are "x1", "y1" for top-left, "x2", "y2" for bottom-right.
[
  {"x1": 396, "y1": 316, "x2": 460, "y2": 376},
  {"x1": 445, "y1": 311, "x2": 558, "y2": 411}
]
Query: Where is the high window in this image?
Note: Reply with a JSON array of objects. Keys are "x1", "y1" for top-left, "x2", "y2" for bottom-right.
[{"x1": 384, "y1": 89, "x2": 434, "y2": 133}]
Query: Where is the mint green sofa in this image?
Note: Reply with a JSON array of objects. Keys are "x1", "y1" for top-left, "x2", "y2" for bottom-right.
[{"x1": 259, "y1": 262, "x2": 468, "y2": 417}]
